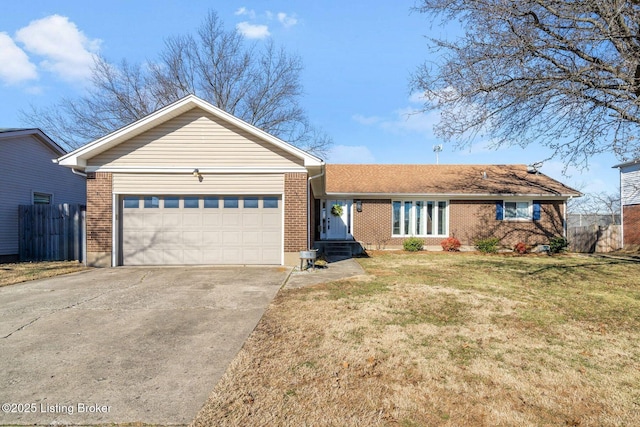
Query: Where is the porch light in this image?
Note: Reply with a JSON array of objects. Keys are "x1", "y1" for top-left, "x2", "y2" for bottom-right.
[{"x1": 356, "y1": 200, "x2": 362, "y2": 212}]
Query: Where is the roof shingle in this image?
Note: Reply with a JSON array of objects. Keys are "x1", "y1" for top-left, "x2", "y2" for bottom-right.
[{"x1": 325, "y1": 164, "x2": 580, "y2": 197}]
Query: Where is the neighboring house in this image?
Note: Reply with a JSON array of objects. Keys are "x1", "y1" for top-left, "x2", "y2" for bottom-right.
[
  {"x1": 57, "y1": 95, "x2": 579, "y2": 267},
  {"x1": 315, "y1": 164, "x2": 580, "y2": 251},
  {"x1": 614, "y1": 159, "x2": 640, "y2": 248},
  {"x1": 0, "y1": 129, "x2": 86, "y2": 263}
]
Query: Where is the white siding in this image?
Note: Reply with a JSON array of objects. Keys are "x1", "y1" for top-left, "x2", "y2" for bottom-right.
[
  {"x1": 621, "y1": 163, "x2": 640, "y2": 206},
  {"x1": 88, "y1": 107, "x2": 304, "y2": 169},
  {"x1": 0, "y1": 135, "x2": 86, "y2": 255},
  {"x1": 112, "y1": 173, "x2": 284, "y2": 194}
]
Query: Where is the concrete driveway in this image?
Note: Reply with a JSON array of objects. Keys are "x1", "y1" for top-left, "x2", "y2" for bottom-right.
[{"x1": 0, "y1": 266, "x2": 288, "y2": 425}]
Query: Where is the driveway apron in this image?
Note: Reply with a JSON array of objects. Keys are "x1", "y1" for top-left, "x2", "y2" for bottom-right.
[{"x1": 0, "y1": 266, "x2": 287, "y2": 425}]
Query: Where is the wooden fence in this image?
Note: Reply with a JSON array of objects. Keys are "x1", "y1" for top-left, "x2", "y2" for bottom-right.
[
  {"x1": 18, "y1": 204, "x2": 86, "y2": 262},
  {"x1": 568, "y1": 224, "x2": 621, "y2": 253}
]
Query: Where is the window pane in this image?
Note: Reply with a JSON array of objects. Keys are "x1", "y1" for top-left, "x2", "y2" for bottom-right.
[
  {"x1": 516, "y1": 202, "x2": 529, "y2": 218},
  {"x1": 426, "y1": 202, "x2": 433, "y2": 235},
  {"x1": 404, "y1": 201, "x2": 412, "y2": 235},
  {"x1": 416, "y1": 201, "x2": 423, "y2": 235},
  {"x1": 33, "y1": 193, "x2": 52, "y2": 204},
  {"x1": 203, "y1": 197, "x2": 218, "y2": 208},
  {"x1": 505, "y1": 202, "x2": 516, "y2": 218},
  {"x1": 264, "y1": 197, "x2": 278, "y2": 208},
  {"x1": 392, "y1": 201, "x2": 401, "y2": 235},
  {"x1": 224, "y1": 197, "x2": 239, "y2": 208},
  {"x1": 184, "y1": 197, "x2": 199, "y2": 208},
  {"x1": 244, "y1": 197, "x2": 259, "y2": 208},
  {"x1": 164, "y1": 196, "x2": 179, "y2": 208},
  {"x1": 123, "y1": 197, "x2": 139, "y2": 208},
  {"x1": 144, "y1": 196, "x2": 159, "y2": 208},
  {"x1": 438, "y1": 201, "x2": 447, "y2": 235}
]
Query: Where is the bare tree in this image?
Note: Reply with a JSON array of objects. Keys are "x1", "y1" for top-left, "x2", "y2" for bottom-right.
[
  {"x1": 569, "y1": 187, "x2": 621, "y2": 226},
  {"x1": 21, "y1": 11, "x2": 331, "y2": 157},
  {"x1": 411, "y1": 0, "x2": 640, "y2": 167}
]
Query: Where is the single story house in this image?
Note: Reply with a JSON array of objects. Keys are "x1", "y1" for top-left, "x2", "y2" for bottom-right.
[
  {"x1": 614, "y1": 159, "x2": 640, "y2": 248},
  {"x1": 57, "y1": 95, "x2": 580, "y2": 267},
  {"x1": 0, "y1": 128, "x2": 86, "y2": 263}
]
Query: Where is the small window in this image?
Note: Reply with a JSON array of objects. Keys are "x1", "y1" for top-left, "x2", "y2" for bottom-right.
[
  {"x1": 244, "y1": 197, "x2": 259, "y2": 208},
  {"x1": 184, "y1": 197, "x2": 199, "y2": 208},
  {"x1": 203, "y1": 197, "x2": 219, "y2": 208},
  {"x1": 504, "y1": 201, "x2": 531, "y2": 220},
  {"x1": 164, "y1": 196, "x2": 179, "y2": 208},
  {"x1": 123, "y1": 197, "x2": 139, "y2": 208},
  {"x1": 224, "y1": 197, "x2": 239, "y2": 208},
  {"x1": 33, "y1": 192, "x2": 52, "y2": 205},
  {"x1": 263, "y1": 197, "x2": 279, "y2": 208},
  {"x1": 144, "y1": 196, "x2": 159, "y2": 208}
]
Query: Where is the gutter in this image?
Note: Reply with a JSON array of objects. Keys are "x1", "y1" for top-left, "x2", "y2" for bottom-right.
[
  {"x1": 71, "y1": 168, "x2": 87, "y2": 178},
  {"x1": 308, "y1": 169, "x2": 325, "y2": 250}
]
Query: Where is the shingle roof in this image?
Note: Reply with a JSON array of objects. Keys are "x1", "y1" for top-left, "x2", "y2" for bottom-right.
[{"x1": 325, "y1": 164, "x2": 580, "y2": 197}]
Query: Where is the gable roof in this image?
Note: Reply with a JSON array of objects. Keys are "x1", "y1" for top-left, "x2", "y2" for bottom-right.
[
  {"x1": 0, "y1": 128, "x2": 66, "y2": 156},
  {"x1": 57, "y1": 95, "x2": 323, "y2": 169},
  {"x1": 325, "y1": 164, "x2": 581, "y2": 197}
]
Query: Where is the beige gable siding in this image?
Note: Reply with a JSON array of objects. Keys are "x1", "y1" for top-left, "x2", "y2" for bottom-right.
[
  {"x1": 112, "y1": 173, "x2": 284, "y2": 194},
  {"x1": 88, "y1": 107, "x2": 304, "y2": 169}
]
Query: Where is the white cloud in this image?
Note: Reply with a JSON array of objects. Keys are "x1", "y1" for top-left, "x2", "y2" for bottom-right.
[
  {"x1": 327, "y1": 145, "x2": 376, "y2": 164},
  {"x1": 0, "y1": 32, "x2": 38, "y2": 84},
  {"x1": 277, "y1": 12, "x2": 298, "y2": 28},
  {"x1": 234, "y1": 7, "x2": 256, "y2": 19},
  {"x1": 236, "y1": 21, "x2": 271, "y2": 39},
  {"x1": 352, "y1": 114, "x2": 382, "y2": 126},
  {"x1": 15, "y1": 14, "x2": 101, "y2": 83}
]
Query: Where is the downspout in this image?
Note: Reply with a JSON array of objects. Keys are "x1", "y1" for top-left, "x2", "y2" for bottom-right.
[
  {"x1": 71, "y1": 168, "x2": 87, "y2": 177},
  {"x1": 308, "y1": 169, "x2": 325, "y2": 250}
]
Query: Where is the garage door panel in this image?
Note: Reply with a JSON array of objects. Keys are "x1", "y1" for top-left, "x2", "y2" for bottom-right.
[
  {"x1": 203, "y1": 214, "x2": 221, "y2": 227},
  {"x1": 222, "y1": 231, "x2": 240, "y2": 244},
  {"x1": 182, "y1": 212, "x2": 202, "y2": 228},
  {"x1": 123, "y1": 195, "x2": 282, "y2": 265},
  {"x1": 242, "y1": 231, "x2": 260, "y2": 245},
  {"x1": 222, "y1": 213, "x2": 240, "y2": 226}
]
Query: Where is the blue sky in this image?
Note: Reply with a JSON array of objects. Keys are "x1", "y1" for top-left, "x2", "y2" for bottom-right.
[{"x1": 0, "y1": 0, "x2": 621, "y2": 198}]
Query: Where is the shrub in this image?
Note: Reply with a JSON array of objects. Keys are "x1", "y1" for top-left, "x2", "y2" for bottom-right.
[
  {"x1": 549, "y1": 236, "x2": 569, "y2": 254},
  {"x1": 441, "y1": 237, "x2": 461, "y2": 252},
  {"x1": 403, "y1": 237, "x2": 424, "y2": 252},
  {"x1": 514, "y1": 242, "x2": 528, "y2": 254},
  {"x1": 475, "y1": 237, "x2": 501, "y2": 254}
]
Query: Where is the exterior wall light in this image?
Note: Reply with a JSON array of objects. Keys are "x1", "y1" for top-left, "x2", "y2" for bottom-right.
[{"x1": 356, "y1": 200, "x2": 362, "y2": 212}]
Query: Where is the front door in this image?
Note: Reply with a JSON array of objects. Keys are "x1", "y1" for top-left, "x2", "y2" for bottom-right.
[{"x1": 323, "y1": 199, "x2": 352, "y2": 240}]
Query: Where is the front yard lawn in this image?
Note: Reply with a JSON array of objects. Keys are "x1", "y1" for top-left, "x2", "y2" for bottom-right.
[
  {"x1": 192, "y1": 252, "x2": 640, "y2": 426},
  {"x1": 0, "y1": 261, "x2": 88, "y2": 287}
]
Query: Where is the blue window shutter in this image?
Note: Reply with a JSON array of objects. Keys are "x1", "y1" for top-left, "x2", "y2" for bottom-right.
[
  {"x1": 533, "y1": 201, "x2": 541, "y2": 221},
  {"x1": 496, "y1": 201, "x2": 504, "y2": 220}
]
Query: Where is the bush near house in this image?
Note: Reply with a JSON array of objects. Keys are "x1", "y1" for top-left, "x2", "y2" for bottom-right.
[
  {"x1": 514, "y1": 242, "x2": 528, "y2": 254},
  {"x1": 549, "y1": 236, "x2": 569, "y2": 254},
  {"x1": 475, "y1": 237, "x2": 501, "y2": 253},
  {"x1": 441, "y1": 237, "x2": 462, "y2": 252},
  {"x1": 403, "y1": 237, "x2": 424, "y2": 252}
]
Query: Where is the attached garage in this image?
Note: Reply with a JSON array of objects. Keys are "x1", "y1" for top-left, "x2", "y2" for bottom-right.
[
  {"x1": 121, "y1": 195, "x2": 281, "y2": 265},
  {"x1": 57, "y1": 95, "x2": 323, "y2": 267}
]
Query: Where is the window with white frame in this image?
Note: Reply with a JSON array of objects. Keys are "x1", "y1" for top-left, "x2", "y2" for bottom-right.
[
  {"x1": 497, "y1": 200, "x2": 541, "y2": 221},
  {"x1": 392, "y1": 200, "x2": 448, "y2": 236}
]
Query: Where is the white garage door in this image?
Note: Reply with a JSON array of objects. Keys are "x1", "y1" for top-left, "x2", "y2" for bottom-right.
[{"x1": 121, "y1": 195, "x2": 282, "y2": 265}]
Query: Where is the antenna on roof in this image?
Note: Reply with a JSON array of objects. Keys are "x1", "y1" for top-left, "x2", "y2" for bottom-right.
[
  {"x1": 433, "y1": 144, "x2": 443, "y2": 164},
  {"x1": 527, "y1": 162, "x2": 543, "y2": 174}
]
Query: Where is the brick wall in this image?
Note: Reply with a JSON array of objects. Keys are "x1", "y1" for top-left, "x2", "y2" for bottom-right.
[
  {"x1": 623, "y1": 204, "x2": 640, "y2": 246},
  {"x1": 284, "y1": 172, "x2": 308, "y2": 251},
  {"x1": 449, "y1": 200, "x2": 565, "y2": 247},
  {"x1": 86, "y1": 172, "x2": 112, "y2": 254},
  {"x1": 351, "y1": 198, "x2": 565, "y2": 249}
]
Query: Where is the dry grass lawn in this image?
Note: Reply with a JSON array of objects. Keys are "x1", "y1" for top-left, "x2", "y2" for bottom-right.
[
  {"x1": 192, "y1": 252, "x2": 640, "y2": 426},
  {"x1": 0, "y1": 261, "x2": 88, "y2": 287}
]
